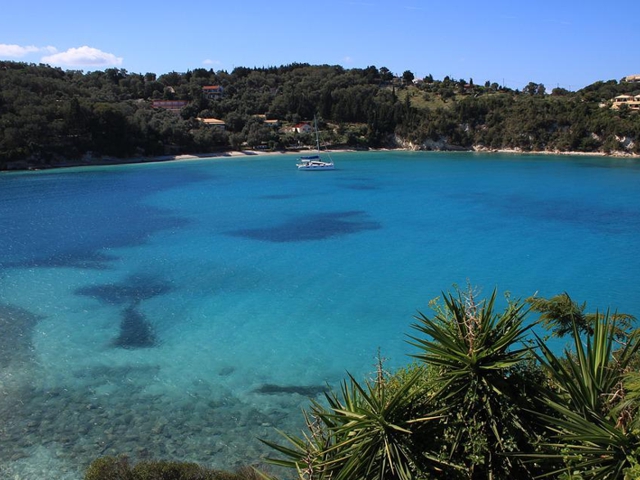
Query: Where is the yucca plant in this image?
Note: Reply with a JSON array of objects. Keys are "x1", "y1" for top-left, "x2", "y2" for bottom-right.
[
  {"x1": 408, "y1": 287, "x2": 539, "y2": 479},
  {"x1": 261, "y1": 367, "x2": 446, "y2": 480},
  {"x1": 616, "y1": 371, "x2": 640, "y2": 479},
  {"x1": 532, "y1": 312, "x2": 640, "y2": 479}
]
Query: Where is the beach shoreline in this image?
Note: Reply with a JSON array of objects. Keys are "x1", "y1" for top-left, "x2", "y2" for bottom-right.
[{"x1": 3, "y1": 145, "x2": 638, "y2": 172}]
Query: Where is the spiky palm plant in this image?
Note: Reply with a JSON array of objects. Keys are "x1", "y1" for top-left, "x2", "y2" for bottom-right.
[
  {"x1": 532, "y1": 313, "x2": 640, "y2": 479},
  {"x1": 261, "y1": 369, "x2": 445, "y2": 480},
  {"x1": 409, "y1": 287, "x2": 538, "y2": 479}
]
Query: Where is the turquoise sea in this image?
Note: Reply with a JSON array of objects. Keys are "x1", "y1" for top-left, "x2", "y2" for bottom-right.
[{"x1": 1, "y1": 150, "x2": 639, "y2": 479}]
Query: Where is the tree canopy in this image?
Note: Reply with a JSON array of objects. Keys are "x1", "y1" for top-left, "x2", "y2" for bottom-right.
[{"x1": 1, "y1": 61, "x2": 639, "y2": 170}]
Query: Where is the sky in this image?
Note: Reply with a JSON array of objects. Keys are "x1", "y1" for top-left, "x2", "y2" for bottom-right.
[{"x1": 2, "y1": 0, "x2": 639, "y2": 91}]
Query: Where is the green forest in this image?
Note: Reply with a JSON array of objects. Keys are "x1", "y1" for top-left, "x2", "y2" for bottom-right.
[{"x1": 1, "y1": 61, "x2": 639, "y2": 170}]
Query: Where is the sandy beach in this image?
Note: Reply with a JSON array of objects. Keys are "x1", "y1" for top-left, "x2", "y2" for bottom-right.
[
  {"x1": 4, "y1": 146, "x2": 638, "y2": 172},
  {"x1": 127, "y1": 146, "x2": 640, "y2": 166},
  {"x1": 165, "y1": 145, "x2": 640, "y2": 164}
]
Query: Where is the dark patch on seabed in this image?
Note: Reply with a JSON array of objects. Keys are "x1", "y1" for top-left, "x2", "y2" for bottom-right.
[
  {"x1": 0, "y1": 166, "x2": 196, "y2": 272},
  {"x1": 74, "y1": 364, "x2": 161, "y2": 379},
  {"x1": 260, "y1": 193, "x2": 299, "y2": 200},
  {"x1": 340, "y1": 180, "x2": 381, "y2": 191},
  {"x1": 344, "y1": 183, "x2": 379, "y2": 191},
  {"x1": 455, "y1": 191, "x2": 640, "y2": 235},
  {"x1": 228, "y1": 210, "x2": 381, "y2": 242},
  {"x1": 0, "y1": 304, "x2": 43, "y2": 368},
  {"x1": 337, "y1": 175, "x2": 382, "y2": 191},
  {"x1": 75, "y1": 274, "x2": 169, "y2": 348},
  {"x1": 75, "y1": 273, "x2": 173, "y2": 305},
  {"x1": 254, "y1": 383, "x2": 328, "y2": 396},
  {"x1": 112, "y1": 303, "x2": 157, "y2": 349},
  {"x1": 8, "y1": 251, "x2": 119, "y2": 271}
]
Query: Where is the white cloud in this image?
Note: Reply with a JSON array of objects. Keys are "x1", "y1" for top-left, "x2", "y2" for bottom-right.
[
  {"x1": 343, "y1": 56, "x2": 354, "y2": 64},
  {"x1": 0, "y1": 44, "x2": 42, "y2": 57},
  {"x1": 41, "y1": 46, "x2": 123, "y2": 67},
  {"x1": 203, "y1": 59, "x2": 221, "y2": 66}
]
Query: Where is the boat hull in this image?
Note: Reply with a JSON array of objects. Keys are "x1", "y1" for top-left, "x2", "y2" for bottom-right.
[{"x1": 297, "y1": 162, "x2": 335, "y2": 170}]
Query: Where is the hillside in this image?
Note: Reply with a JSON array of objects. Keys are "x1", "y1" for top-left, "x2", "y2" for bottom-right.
[{"x1": 1, "y1": 61, "x2": 639, "y2": 170}]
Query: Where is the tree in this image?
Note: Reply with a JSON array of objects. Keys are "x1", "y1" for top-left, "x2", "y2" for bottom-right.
[
  {"x1": 90, "y1": 103, "x2": 137, "y2": 156},
  {"x1": 243, "y1": 118, "x2": 274, "y2": 148},
  {"x1": 527, "y1": 292, "x2": 637, "y2": 340},
  {"x1": 379, "y1": 66, "x2": 393, "y2": 83},
  {"x1": 2, "y1": 59, "x2": 640, "y2": 169},
  {"x1": 523, "y1": 82, "x2": 546, "y2": 96},
  {"x1": 402, "y1": 70, "x2": 415, "y2": 86}
]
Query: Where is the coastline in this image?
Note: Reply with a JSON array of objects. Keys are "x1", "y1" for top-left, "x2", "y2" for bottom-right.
[
  {"x1": 3, "y1": 146, "x2": 639, "y2": 172},
  {"x1": 471, "y1": 146, "x2": 640, "y2": 158}
]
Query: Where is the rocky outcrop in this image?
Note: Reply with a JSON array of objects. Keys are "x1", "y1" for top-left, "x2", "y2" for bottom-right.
[{"x1": 394, "y1": 136, "x2": 471, "y2": 152}]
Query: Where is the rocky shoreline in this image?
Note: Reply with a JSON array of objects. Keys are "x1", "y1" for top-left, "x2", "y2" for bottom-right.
[{"x1": 395, "y1": 136, "x2": 640, "y2": 158}]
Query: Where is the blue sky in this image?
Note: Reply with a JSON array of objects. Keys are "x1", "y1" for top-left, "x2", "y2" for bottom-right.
[{"x1": 2, "y1": 0, "x2": 639, "y2": 91}]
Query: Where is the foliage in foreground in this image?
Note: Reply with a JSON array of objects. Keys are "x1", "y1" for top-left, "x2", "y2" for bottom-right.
[
  {"x1": 261, "y1": 367, "x2": 446, "y2": 480},
  {"x1": 84, "y1": 456, "x2": 262, "y2": 480},
  {"x1": 263, "y1": 287, "x2": 640, "y2": 480},
  {"x1": 532, "y1": 311, "x2": 640, "y2": 479},
  {"x1": 82, "y1": 288, "x2": 640, "y2": 480},
  {"x1": 409, "y1": 288, "x2": 543, "y2": 479}
]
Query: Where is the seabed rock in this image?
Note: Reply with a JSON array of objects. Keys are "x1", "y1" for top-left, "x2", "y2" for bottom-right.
[{"x1": 112, "y1": 304, "x2": 156, "y2": 349}]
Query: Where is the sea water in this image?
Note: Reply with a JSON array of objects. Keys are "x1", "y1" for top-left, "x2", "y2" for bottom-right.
[{"x1": 1, "y1": 151, "x2": 639, "y2": 479}]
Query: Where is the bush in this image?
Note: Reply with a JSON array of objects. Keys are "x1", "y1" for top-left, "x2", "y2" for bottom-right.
[
  {"x1": 85, "y1": 456, "x2": 134, "y2": 480},
  {"x1": 84, "y1": 457, "x2": 262, "y2": 480}
]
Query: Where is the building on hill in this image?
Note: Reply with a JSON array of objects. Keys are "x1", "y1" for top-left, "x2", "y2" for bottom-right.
[
  {"x1": 611, "y1": 94, "x2": 640, "y2": 110},
  {"x1": 624, "y1": 74, "x2": 640, "y2": 83},
  {"x1": 197, "y1": 118, "x2": 226, "y2": 129},
  {"x1": 291, "y1": 122, "x2": 312, "y2": 134},
  {"x1": 202, "y1": 86, "x2": 224, "y2": 100},
  {"x1": 151, "y1": 100, "x2": 188, "y2": 113},
  {"x1": 254, "y1": 114, "x2": 280, "y2": 128}
]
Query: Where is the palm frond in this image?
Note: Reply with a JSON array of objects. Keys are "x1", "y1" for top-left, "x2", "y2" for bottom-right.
[{"x1": 532, "y1": 312, "x2": 640, "y2": 478}]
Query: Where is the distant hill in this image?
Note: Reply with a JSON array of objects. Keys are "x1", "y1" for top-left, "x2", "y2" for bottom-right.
[{"x1": 1, "y1": 61, "x2": 639, "y2": 170}]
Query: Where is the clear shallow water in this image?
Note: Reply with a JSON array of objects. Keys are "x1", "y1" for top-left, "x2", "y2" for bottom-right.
[{"x1": 1, "y1": 151, "x2": 639, "y2": 478}]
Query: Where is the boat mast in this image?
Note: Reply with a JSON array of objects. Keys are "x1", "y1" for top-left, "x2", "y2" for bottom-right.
[{"x1": 314, "y1": 115, "x2": 320, "y2": 152}]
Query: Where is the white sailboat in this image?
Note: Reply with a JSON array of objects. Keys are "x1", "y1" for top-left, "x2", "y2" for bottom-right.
[{"x1": 296, "y1": 117, "x2": 334, "y2": 171}]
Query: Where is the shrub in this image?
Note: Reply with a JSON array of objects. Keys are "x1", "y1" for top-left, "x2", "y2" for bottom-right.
[{"x1": 85, "y1": 456, "x2": 261, "y2": 480}]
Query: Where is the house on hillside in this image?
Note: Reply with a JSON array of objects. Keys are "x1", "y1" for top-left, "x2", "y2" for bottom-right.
[
  {"x1": 612, "y1": 94, "x2": 640, "y2": 110},
  {"x1": 202, "y1": 85, "x2": 224, "y2": 100},
  {"x1": 624, "y1": 74, "x2": 640, "y2": 83},
  {"x1": 151, "y1": 100, "x2": 188, "y2": 113},
  {"x1": 292, "y1": 122, "x2": 313, "y2": 134},
  {"x1": 253, "y1": 114, "x2": 280, "y2": 128},
  {"x1": 198, "y1": 118, "x2": 226, "y2": 129}
]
